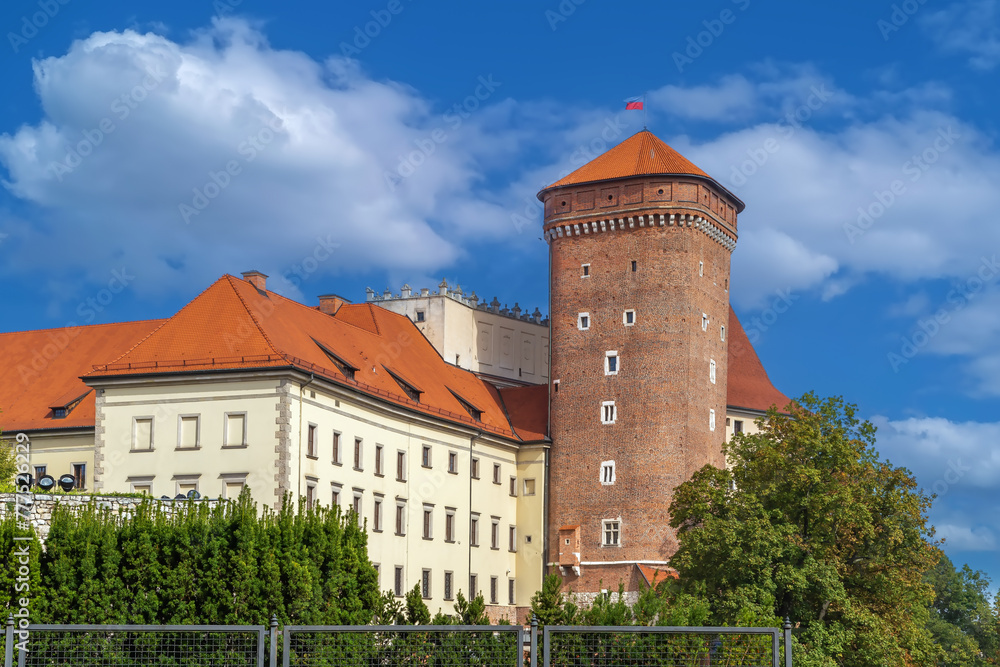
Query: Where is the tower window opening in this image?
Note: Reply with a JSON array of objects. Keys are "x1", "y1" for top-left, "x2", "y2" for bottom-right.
[
  {"x1": 702, "y1": 313, "x2": 709, "y2": 331},
  {"x1": 600, "y1": 460, "x2": 616, "y2": 485},
  {"x1": 602, "y1": 520, "x2": 620, "y2": 546},
  {"x1": 605, "y1": 351, "x2": 619, "y2": 375},
  {"x1": 601, "y1": 401, "x2": 617, "y2": 425},
  {"x1": 710, "y1": 359, "x2": 717, "y2": 384},
  {"x1": 623, "y1": 310, "x2": 635, "y2": 326},
  {"x1": 710, "y1": 409, "x2": 716, "y2": 432},
  {"x1": 699, "y1": 261, "x2": 704, "y2": 277},
  {"x1": 721, "y1": 325, "x2": 726, "y2": 341},
  {"x1": 578, "y1": 313, "x2": 590, "y2": 330},
  {"x1": 582, "y1": 264, "x2": 590, "y2": 277},
  {"x1": 631, "y1": 260, "x2": 637, "y2": 272},
  {"x1": 734, "y1": 420, "x2": 744, "y2": 434}
]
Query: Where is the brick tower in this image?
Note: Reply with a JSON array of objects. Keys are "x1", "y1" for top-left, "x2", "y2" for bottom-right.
[{"x1": 539, "y1": 130, "x2": 744, "y2": 594}]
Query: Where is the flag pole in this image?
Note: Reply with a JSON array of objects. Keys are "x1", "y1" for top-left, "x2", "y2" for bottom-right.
[{"x1": 643, "y1": 91, "x2": 648, "y2": 130}]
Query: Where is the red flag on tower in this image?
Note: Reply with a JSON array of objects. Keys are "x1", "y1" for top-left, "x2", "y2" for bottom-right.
[{"x1": 624, "y1": 96, "x2": 644, "y2": 110}]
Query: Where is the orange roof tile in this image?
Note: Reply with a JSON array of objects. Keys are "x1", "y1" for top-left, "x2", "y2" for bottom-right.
[
  {"x1": 542, "y1": 130, "x2": 711, "y2": 191},
  {"x1": 727, "y1": 306, "x2": 791, "y2": 413},
  {"x1": 0, "y1": 319, "x2": 165, "y2": 432},
  {"x1": 637, "y1": 564, "x2": 679, "y2": 588},
  {"x1": 499, "y1": 384, "x2": 548, "y2": 442},
  {"x1": 88, "y1": 275, "x2": 527, "y2": 440}
]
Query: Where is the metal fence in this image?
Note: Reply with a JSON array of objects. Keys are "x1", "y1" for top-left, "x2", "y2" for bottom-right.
[
  {"x1": 4, "y1": 617, "x2": 792, "y2": 667},
  {"x1": 543, "y1": 624, "x2": 791, "y2": 667},
  {"x1": 282, "y1": 625, "x2": 525, "y2": 667},
  {"x1": 3, "y1": 622, "x2": 267, "y2": 667}
]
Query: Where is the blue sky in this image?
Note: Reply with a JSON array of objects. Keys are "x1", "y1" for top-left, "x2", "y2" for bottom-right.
[{"x1": 1, "y1": 0, "x2": 998, "y2": 592}]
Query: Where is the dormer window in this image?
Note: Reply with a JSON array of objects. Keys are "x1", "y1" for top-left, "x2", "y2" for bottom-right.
[
  {"x1": 53, "y1": 408, "x2": 67, "y2": 419},
  {"x1": 49, "y1": 390, "x2": 90, "y2": 420},
  {"x1": 314, "y1": 339, "x2": 358, "y2": 381},
  {"x1": 448, "y1": 389, "x2": 483, "y2": 422},
  {"x1": 385, "y1": 367, "x2": 422, "y2": 402}
]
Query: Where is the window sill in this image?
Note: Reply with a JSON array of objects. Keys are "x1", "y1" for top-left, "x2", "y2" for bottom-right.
[
  {"x1": 447, "y1": 470, "x2": 458, "y2": 475},
  {"x1": 394, "y1": 532, "x2": 405, "y2": 537},
  {"x1": 332, "y1": 461, "x2": 342, "y2": 466},
  {"x1": 372, "y1": 529, "x2": 383, "y2": 533},
  {"x1": 374, "y1": 473, "x2": 384, "y2": 478},
  {"x1": 306, "y1": 455, "x2": 318, "y2": 461},
  {"x1": 353, "y1": 467, "x2": 363, "y2": 472},
  {"x1": 175, "y1": 447, "x2": 201, "y2": 452},
  {"x1": 422, "y1": 537, "x2": 433, "y2": 542},
  {"x1": 396, "y1": 477, "x2": 406, "y2": 483},
  {"x1": 130, "y1": 449, "x2": 155, "y2": 453},
  {"x1": 444, "y1": 539, "x2": 455, "y2": 544},
  {"x1": 490, "y1": 547, "x2": 500, "y2": 551},
  {"x1": 222, "y1": 444, "x2": 248, "y2": 450}
]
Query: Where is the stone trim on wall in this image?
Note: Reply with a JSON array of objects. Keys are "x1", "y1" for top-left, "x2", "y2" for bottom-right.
[
  {"x1": 93, "y1": 389, "x2": 106, "y2": 491},
  {"x1": 543, "y1": 212, "x2": 737, "y2": 253},
  {"x1": 274, "y1": 379, "x2": 294, "y2": 511}
]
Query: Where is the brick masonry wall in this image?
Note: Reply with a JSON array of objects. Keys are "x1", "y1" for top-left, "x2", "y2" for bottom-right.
[
  {"x1": 543, "y1": 176, "x2": 738, "y2": 593},
  {"x1": 0, "y1": 493, "x2": 222, "y2": 541}
]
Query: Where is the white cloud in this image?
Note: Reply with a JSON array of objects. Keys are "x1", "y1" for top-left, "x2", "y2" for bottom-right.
[
  {"x1": 922, "y1": 0, "x2": 1000, "y2": 70},
  {"x1": 0, "y1": 19, "x2": 535, "y2": 305}
]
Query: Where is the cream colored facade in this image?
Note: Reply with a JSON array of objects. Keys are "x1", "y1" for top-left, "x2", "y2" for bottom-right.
[
  {"x1": 370, "y1": 282, "x2": 549, "y2": 387},
  {"x1": 88, "y1": 368, "x2": 546, "y2": 618},
  {"x1": 724, "y1": 408, "x2": 767, "y2": 443},
  {"x1": 6, "y1": 429, "x2": 94, "y2": 490}
]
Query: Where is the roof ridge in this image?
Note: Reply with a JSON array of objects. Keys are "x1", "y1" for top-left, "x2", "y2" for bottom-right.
[
  {"x1": 223, "y1": 275, "x2": 286, "y2": 361},
  {"x1": 0, "y1": 318, "x2": 167, "y2": 338}
]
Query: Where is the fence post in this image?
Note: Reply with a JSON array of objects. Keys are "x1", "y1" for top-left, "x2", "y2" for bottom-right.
[
  {"x1": 269, "y1": 615, "x2": 278, "y2": 667},
  {"x1": 529, "y1": 614, "x2": 538, "y2": 667},
  {"x1": 542, "y1": 626, "x2": 550, "y2": 667},
  {"x1": 4, "y1": 615, "x2": 12, "y2": 667},
  {"x1": 784, "y1": 617, "x2": 793, "y2": 667}
]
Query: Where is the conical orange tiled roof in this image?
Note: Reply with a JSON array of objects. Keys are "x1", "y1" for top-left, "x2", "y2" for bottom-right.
[{"x1": 543, "y1": 130, "x2": 711, "y2": 191}]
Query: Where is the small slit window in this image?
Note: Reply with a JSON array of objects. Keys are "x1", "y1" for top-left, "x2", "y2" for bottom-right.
[
  {"x1": 710, "y1": 409, "x2": 716, "y2": 432},
  {"x1": 702, "y1": 313, "x2": 709, "y2": 331},
  {"x1": 601, "y1": 401, "x2": 616, "y2": 425},
  {"x1": 623, "y1": 310, "x2": 635, "y2": 326},
  {"x1": 578, "y1": 313, "x2": 590, "y2": 331},
  {"x1": 600, "y1": 460, "x2": 616, "y2": 485},
  {"x1": 605, "y1": 351, "x2": 619, "y2": 375},
  {"x1": 710, "y1": 359, "x2": 717, "y2": 385},
  {"x1": 699, "y1": 261, "x2": 704, "y2": 277},
  {"x1": 721, "y1": 325, "x2": 726, "y2": 341},
  {"x1": 630, "y1": 260, "x2": 637, "y2": 272},
  {"x1": 582, "y1": 264, "x2": 590, "y2": 278}
]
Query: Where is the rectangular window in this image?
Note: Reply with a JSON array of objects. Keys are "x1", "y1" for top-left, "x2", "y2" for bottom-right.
[
  {"x1": 423, "y1": 505, "x2": 433, "y2": 540},
  {"x1": 601, "y1": 460, "x2": 616, "y2": 485},
  {"x1": 415, "y1": 310, "x2": 425, "y2": 322},
  {"x1": 603, "y1": 520, "x2": 620, "y2": 546},
  {"x1": 332, "y1": 432, "x2": 342, "y2": 464},
  {"x1": 605, "y1": 351, "x2": 619, "y2": 375},
  {"x1": 508, "y1": 578, "x2": 516, "y2": 605},
  {"x1": 354, "y1": 438, "x2": 363, "y2": 470},
  {"x1": 490, "y1": 576, "x2": 499, "y2": 604},
  {"x1": 471, "y1": 457, "x2": 480, "y2": 479},
  {"x1": 721, "y1": 325, "x2": 726, "y2": 341},
  {"x1": 508, "y1": 525, "x2": 517, "y2": 552},
  {"x1": 306, "y1": 424, "x2": 317, "y2": 458},
  {"x1": 353, "y1": 490, "x2": 363, "y2": 517},
  {"x1": 444, "y1": 571, "x2": 454, "y2": 600},
  {"x1": 331, "y1": 484, "x2": 342, "y2": 507},
  {"x1": 73, "y1": 464, "x2": 87, "y2": 491},
  {"x1": 602, "y1": 401, "x2": 616, "y2": 425},
  {"x1": 623, "y1": 310, "x2": 636, "y2": 326},
  {"x1": 509, "y1": 476, "x2": 517, "y2": 497},
  {"x1": 699, "y1": 261, "x2": 704, "y2": 277},
  {"x1": 178, "y1": 415, "x2": 199, "y2": 449},
  {"x1": 491, "y1": 517, "x2": 500, "y2": 550},
  {"x1": 492, "y1": 463, "x2": 501, "y2": 485},
  {"x1": 631, "y1": 260, "x2": 637, "y2": 272},
  {"x1": 421, "y1": 569, "x2": 431, "y2": 599},
  {"x1": 445, "y1": 508, "x2": 456, "y2": 542},
  {"x1": 133, "y1": 417, "x2": 153, "y2": 451},
  {"x1": 373, "y1": 563, "x2": 381, "y2": 588},
  {"x1": 375, "y1": 444, "x2": 384, "y2": 476},
  {"x1": 523, "y1": 479, "x2": 536, "y2": 495},
  {"x1": 702, "y1": 313, "x2": 709, "y2": 331},
  {"x1": 470, "y1": 514, "x2": 480, "y2": 547},
  {"x1": 470, "y1": 574, "x2": 478, "y2": 598},
  {"x1": 710, "y1": 409, "x2": 716, "y2": 432},
  {"x1": 34, "y1": 465, "x2": 46, "y2": 479},
  {"x1": 373, "y1": 496, "x2": 383, "y2": 532},
  {"x1": 225, "y1": 413, "x2": 246, "y2": 447},
  {"x1": 710, "y1": 359, "x2": 717, "y2": 384},
  {"x1": 177, "y1": 481, "x2": 197, "y2": 496},
  {"x1": 581, "y1": 263, "x2": 590, "y2": 277},
  {"x1": 448, "y1": 451, "x2": 458, "y2": 474},
  {"x1": 396, "y1": 450, "x2": 407, "y2": 481},
  {"x1": 421, "y1": 445, "x2": 432, "y2": 468},
  {"x1": 395, "y1": 501, "x2": 407, "y2": 536},
  {"x1": 133, "y1": 484, "x2": 151, "y2": 495},
  {"x1": 734, "y1": 420, "x2": 744, "y2": 434},
  {"x1": 394, "y1": 566, "x2": 404, "y2": 597},
  {"x1": 225, "y1": 480, "x2": 244, "y2": 499},
  {"x1": 578, "y1": 313, "x2": 590, "y2": 331},
  {"x1": 305, "y1": 483, "x2": 316, "y2": 509}
]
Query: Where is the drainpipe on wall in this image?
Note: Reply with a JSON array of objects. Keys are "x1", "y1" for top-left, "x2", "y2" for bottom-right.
[{"x1": 297, "y1": 374, "x2": 315, "y2": 501}]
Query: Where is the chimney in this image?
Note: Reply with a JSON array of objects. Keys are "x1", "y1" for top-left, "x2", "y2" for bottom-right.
[
  {"x1": 401, "y1": 284, "x2": 412, "y2": 298},
  {"x1": 242, "y1": 271, "x2": 268, "y2": 291},
  {"x1": 318, "y1": 294, "x2": 351, "y2": 316}
]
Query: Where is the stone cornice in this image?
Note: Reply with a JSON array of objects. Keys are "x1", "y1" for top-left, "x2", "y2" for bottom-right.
[{"x1": 543, "y1": 211, "x2": 738, "y2": 253}]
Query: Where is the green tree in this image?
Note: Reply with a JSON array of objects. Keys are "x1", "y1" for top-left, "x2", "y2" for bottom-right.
[
  {"x1": 0, "y1": 426, "x2": 20, "y2": 491},
  {"x1": 924, "y1": 554, "x2": 999, "y2": 665},
  {"x1": 404, "y1": 583, "x2": 432, "y2": 625},
  {"x1": 669, "y1": 393, "x2": 941, "y2": 666}
]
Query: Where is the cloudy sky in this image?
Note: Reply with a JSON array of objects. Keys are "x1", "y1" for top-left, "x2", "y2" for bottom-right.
[{"x1": 1, "y1": 1, "x2": 998, "y2": 591}]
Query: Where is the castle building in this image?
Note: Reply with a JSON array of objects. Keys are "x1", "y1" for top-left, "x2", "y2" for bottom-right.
[{"x1": 0, "y1": 130, "x2": 789, "y2": 612}]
